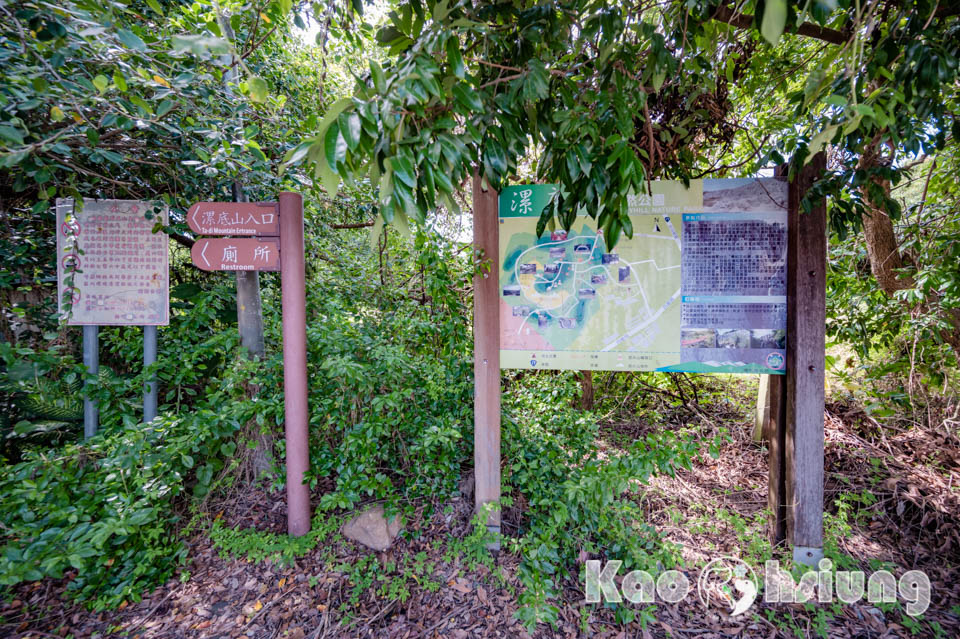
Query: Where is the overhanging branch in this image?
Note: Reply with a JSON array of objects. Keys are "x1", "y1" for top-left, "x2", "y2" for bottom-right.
[{"x1": 710, "y1": 5, "x2": 850, "y2": 46}]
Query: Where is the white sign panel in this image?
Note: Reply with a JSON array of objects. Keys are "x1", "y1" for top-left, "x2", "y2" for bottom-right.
[{"x1": 56, "y1": 199, "x2": 169, "y2": 326}]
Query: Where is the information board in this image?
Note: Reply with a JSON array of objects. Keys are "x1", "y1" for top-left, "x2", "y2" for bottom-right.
[
  {"x1": 56, "y1": 199, "x2": 169, "y2": 326},
  {"x1": 498, "y1": 179, "x2": 787, "y2": 374}
]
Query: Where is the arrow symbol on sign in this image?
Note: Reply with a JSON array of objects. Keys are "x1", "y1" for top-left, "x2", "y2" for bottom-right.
[{"x1": 200, "y1": 240, "x2": 210, "y2": 267}]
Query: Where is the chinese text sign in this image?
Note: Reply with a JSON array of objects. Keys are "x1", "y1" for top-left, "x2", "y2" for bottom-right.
[{"x1": 56, "y1": 199, "x2": 169, "y2": 326}]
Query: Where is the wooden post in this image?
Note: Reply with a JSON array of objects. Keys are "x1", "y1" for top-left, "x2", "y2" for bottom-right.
[
  {"x1": 774, "y1": 152, "x2": 827, "y2": 565},
  {"x1": 472, "y1": 171, "x2": 501, "y2": 546},
  {"x1": 279, "y1": 192, "x2": 311, "y2": 537},
  {"x1": 753, "y1": 375, "x2": 770, "y2": 442},
  {"x1": 767, "y1": 371, "x2": 788, "y2": 545}
]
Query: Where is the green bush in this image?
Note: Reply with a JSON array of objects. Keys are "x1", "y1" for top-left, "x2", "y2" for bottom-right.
[
  {"x1": 501, "y1": 372, "x2": 711, "y2": 629},
  {"x1": 0, "y1": 364, "x2": 251, "y2": 609}
]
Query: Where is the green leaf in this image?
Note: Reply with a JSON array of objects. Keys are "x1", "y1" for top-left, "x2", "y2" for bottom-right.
[
  {"x1": 316, "y1": 98, "x2": 353, "y2": 138},
  {"x1": 484, "y1": 138, "x2": 507, "y2": 179},
  {"x1": 113, "y1": 71, "x2": 128, "y2": 92},
  {"x1": 171, "y1": 35, "x2": 229, "y2": 55},
  {"x1": 808, "y1": 124, "x2": 839, "y2": 156},
  {"x1": 129, "y1": 94, "x2": 153, "y2": 115},
  {"x1": 338, "y1": 112, "x2": 362, "y2": 151},
  {"x1": 390, "y1": 154, "x2": 416, "y2": 187},
  {"x1": 652, "y1": 70, "x2": 666, "y2": 93},
  {"x1": 116, "y1": 28, "x2": 147, "y2": 51},
  {"x1": 446, "y1": 37, "x2": 464, "y2": 79},
  {"x1": 324, "y1": 122, "x2": 347, "y2": 170},
  {"x1": 525, "y1": 59, "x2": 549, "y2": 100},
  {"x1": 92, "y1": 75, "x2": 109, "y2": 93},
  {"x1": 452, "y1": 84, "x2": 483, "y2": 113},
  {"x1": 156, "y1": 100, "x2": 174, "y2": 117},
  {"x1": 761, "y1": 0, "x2": 788, "y2": 46},
  {"x1": 146, "y1": 0, "x2": 163, "y2": 14},
  {"x1": 824, "y1": 94, "x2": 846, "y2": 108},
  {"x1": 314, "y1": 147, "x2": 340, "y2": 197},
  {"x1": 370, "y1": 60, "x2": 386, "y2": 93},
  {"x1": 0, "y1": 125, "x2": 24, "y2": 145},
  {"x1": 248, "y1": 76, "x2": 268, "y2": 103}
]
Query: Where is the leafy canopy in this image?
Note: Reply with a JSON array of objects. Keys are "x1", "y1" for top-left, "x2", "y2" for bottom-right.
[{"x1": 288, "y1": 0, "x2": 960, "y2": 247}]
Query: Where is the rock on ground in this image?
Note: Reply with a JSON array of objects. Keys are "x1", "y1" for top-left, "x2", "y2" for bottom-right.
[{"x1": 341, "y1": 504, "x2": 402, "y2": 551}]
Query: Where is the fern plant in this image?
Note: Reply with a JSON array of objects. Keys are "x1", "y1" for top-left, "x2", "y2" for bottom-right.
[{"x1": 0, "y1": 362, "x2": 100, "y2": 445}]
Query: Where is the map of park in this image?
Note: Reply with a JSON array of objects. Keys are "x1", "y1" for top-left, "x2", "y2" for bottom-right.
[{"x1": 499, "y1": 214, "x2": 683, "y2": 370}]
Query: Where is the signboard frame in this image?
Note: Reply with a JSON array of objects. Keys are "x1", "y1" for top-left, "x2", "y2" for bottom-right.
[
  {"x1": 496, "y1": 179, "x2": 789, "y2": 375},
  {"x1": 56, "y1": 198, "x2": 170, "y2": 327}
]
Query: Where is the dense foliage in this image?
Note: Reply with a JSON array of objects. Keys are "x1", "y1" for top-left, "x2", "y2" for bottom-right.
[{"x1": 1, "y1": 0, "x2": 958, "y2": 629}]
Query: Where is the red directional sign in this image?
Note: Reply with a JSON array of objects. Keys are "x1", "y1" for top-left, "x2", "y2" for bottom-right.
[
  {"x1": 187, "y1": 202, "x2": 279, "y2": 236},
  {"x1": 191, "y1": 238, "x2": 280, "y2": 272}
]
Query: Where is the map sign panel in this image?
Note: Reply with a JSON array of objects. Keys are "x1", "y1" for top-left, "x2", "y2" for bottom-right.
[
  {"x1": 498, "y1": 179, "x2": 788, "y2": 374},
  {"x1": 56, "y1": 199, "x2": 169, "y2": 326}
]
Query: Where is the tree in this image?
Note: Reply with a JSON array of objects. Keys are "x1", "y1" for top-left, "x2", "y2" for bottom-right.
[{"x1": 288, "y1": 0, "x2": 959, "y2": 344}]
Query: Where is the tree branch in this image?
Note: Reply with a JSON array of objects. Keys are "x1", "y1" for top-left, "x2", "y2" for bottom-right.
[
  {"x1": 329, "y1": 221, "x2": 375, "y2": 229},
  {"x1": 710, "y1": 5, "x2": 850, "y2": 45}
]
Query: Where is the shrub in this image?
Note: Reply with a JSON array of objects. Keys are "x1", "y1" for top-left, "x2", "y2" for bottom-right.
[{"x1": 0, "y1": 366, "x2": 251, "y2": 609}]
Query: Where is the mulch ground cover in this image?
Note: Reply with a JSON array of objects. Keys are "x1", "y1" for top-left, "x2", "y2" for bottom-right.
[{"x1": 3, "y1": 384, "x2": 959, "y2": 638}]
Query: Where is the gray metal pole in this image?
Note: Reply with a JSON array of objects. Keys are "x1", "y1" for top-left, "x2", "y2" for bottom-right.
[
  {"x1": 143, "y1": 324, "x2": 158, "y2": 422},
  {"x1": 82, "y1": 324, "x2": 99, "y2": 439}
]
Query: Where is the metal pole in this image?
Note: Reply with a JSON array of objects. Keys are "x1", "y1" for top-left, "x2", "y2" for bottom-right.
[
  {"x1": 143, "y1": 325, "x2": 158, "y2": 422},
  {"x1": 279, "y1": 191, "x2": 310, "y2": 536},
  {"x1": 82, "y1": 324, "x2": 99, "y2": 439}
]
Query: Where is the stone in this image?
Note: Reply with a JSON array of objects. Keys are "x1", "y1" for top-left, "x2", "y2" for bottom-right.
[{"x1": 341, "y1": 504, "x2": 402, "y2": 551}]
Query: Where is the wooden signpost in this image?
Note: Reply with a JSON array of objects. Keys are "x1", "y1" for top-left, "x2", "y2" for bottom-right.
[
  {"x1": 473, "y1": 154, "x2": 828, "y2": 564},
  {"x1": 187, "y1": 201, "x2": 279, "y2": 236},
  {"x1": 189, "y1": 193, "x2": 310, "y2": 537},
  {"x1": 191, "y1": 238, "x2": 281, "y2": 272}
]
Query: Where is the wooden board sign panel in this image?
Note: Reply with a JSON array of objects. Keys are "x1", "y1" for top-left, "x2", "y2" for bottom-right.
[
  {"x1": 498, "y1": 179, "x2": 788, "y2": 374},
  {"x1": 191, "y1": 237, "x2": 280, "y2": 272},
  {"x1": 56, "y1": 199, "x2": 169, "y2": 326},
  {"x1": 187, "y1": 202, "x2": 279, "y2": 236}
]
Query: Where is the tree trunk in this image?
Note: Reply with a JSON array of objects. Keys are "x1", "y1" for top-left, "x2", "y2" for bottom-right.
[
  {"x1": 858, "y1": 137, "x2": 960, "y2": 349},
  {"x1": 858, "y1": 139, "x2": 914, "y2": 294},
  {"x1": 578, "y1": 370, "x2": 594, "y2": 410}
]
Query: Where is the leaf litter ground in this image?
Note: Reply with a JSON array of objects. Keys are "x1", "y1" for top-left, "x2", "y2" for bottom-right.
[{"x1": 2, "y1": 378, "x2": 959, "y2": 638}]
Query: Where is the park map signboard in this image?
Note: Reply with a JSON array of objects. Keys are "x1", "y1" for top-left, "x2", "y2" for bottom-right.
[
  {"x1": 56, "y1": 199, "x2": 169, "y2": 326},
  {"x1": 498, "y1": 179, "x2": 788, "y2": 374}
]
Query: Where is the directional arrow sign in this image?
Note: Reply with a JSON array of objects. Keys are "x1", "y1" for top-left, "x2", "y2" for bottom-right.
[
  {"x1": 186, "y1": 202, "x2": 279, "y2": 236},
  {"x1": 191, "y1": 238, "x2": 281, "y2": 272}
]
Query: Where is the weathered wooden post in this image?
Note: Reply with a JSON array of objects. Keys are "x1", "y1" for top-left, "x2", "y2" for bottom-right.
[
  {"x1": 472, "y1": 171, "x2": 501, "y2": 547},
  {"x1": 279, "y1": 191, "x2": 311, "y2": 537},
  {"x1": 769, "y1": 152, "x2": 827, "y2": 564}
]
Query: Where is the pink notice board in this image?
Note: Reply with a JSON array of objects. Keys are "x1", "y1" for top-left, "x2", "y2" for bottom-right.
[{"x1": 56, "y1": 199, "x2": 169, "y2": 326}]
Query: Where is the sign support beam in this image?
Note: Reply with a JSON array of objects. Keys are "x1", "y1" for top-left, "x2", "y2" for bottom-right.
[
  {"x1": 769, "y1": 152, "x2": 827, "y2": 565},
  {"x1": 472, "y1": 172, "x2": 501, "y2": 546},
  {"x1": 82, "y1": 324, "x2": 98, "y2": 439},
  {"x1": 279, "y1": 191, "x2": 311, "y2": 536},
  {"x1": 144, "y1": 325, "x2": 158, "y2": 422}
]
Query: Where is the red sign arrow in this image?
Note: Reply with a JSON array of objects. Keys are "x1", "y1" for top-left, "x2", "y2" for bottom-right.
[
  {"x1": 186, "y1": 202, "x2": 279, "y2": 236},
  {"x1": 191, "y1": 238, "x2": 281, "y2": 272}
]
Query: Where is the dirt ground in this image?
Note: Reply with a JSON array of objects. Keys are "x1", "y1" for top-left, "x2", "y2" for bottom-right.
[{"x1": 3, "y1": 380, "x2": 959, "y2": 639}]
